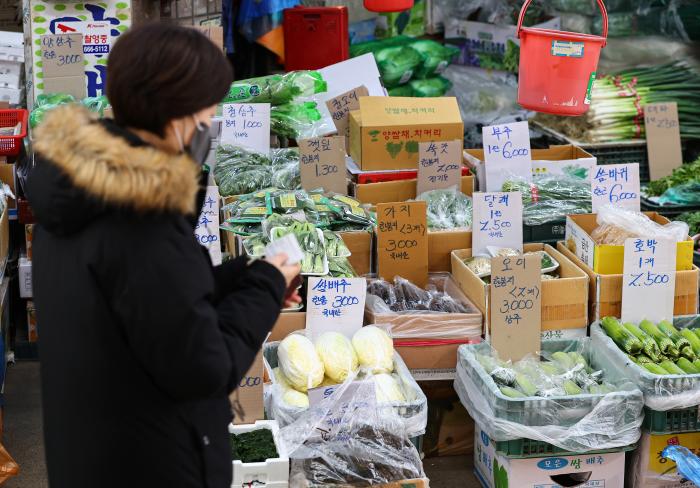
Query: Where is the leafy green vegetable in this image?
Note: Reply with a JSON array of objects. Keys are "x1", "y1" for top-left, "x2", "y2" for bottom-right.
[
  {"x1": 231, "y1": 428, "x2": 278, "y2": 463},
  {"x1": 676, "y1": 211, "x2": 700, "y2": 235},
  {"x1": 224, "y1": 71, "x2": 327, "y2": 105},
  {"x1": 408, "y1": 76, "x2": 452, "y2": 98},
  {"x1": 415, "y1": 189, "x2": 472, "y2": 230},
  {"x1": 502, "y1": 175, "x2": 592, "y2": 225},
  {"x1": 271, "y1": 101, "x2": 323, "y2": 140},
  {"x1": 213, "y1": 146, "x2": 300, "y2": 196},
  {"x1": 647, "y1": 157, "x2": 700, "y2": 197}
]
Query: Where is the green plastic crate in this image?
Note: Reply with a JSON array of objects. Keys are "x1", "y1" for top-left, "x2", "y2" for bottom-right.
[
  {"x1": 494, "y1": 438, "x2": 636, "y2": 458},
  {"x1": 642, "y1": 405, "x2": 700, "y2": 434}
]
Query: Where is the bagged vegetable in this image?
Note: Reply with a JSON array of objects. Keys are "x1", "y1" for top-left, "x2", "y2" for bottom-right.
[
  {"x1": 224, "y1": 71, "x2": 327, "y2": 105},
  {"x1": 278, "y1": 334, "x2": 325, "y2": 392},
  {"x1": 647, "y1": 156, "x2": 700, "y2": 197},
  {"x1": 315, "y1": 332, "x2": 359, "y2": 383},
  {"x1": 352, "y1": 326, "x2": 394, "y2": 374},
  {"x1": 415, "y1": 188, "x2": 471, "y2": 230},
  {"x1": 213, "y1": 146, "x2": 300, "y2": 197},
  {"x1": 409, "y1": 40, "x2": 459, "y2": 79},
  {"x1": 658, "y1": 181, "x2": 700, "y2": 206},
  {"x1": 408, "y1": 76, "x2": 453, "y2": 97},
  {"x1": 271, "y1": 101, "x2": 327, "y2": 140},
  {"x1": 374, "y1": 45, "x2": 423, "y2": 87},
  {"x1": 591, "y1": 206, "x2": 689, "y2": 245}
]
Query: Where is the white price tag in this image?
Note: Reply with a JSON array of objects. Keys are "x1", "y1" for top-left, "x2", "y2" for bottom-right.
[
  {"x1": 221, "y1": 103, "x2": 271, "y2": 155},
  {"x1": 472, "y1": 191, "x2": 523, "y2": 256},
  {"x1": 194, "y1": 186, "x2": 222, "y2": 265},
  {"x1": 591, "y1": 163, "x2": 640, "y2": 213},
  {"x1": 264, "y1": 233, "x2": 304, "y2": 265},
  {"x1": 482, "y1": 121, "x2": 532, "y2": 192},
  {"x1": 305, "y1": 277, "x2": 366, "y2": 340},
  {"x1": 621, "y1": 237, "x2": 676, "y2": 324}
]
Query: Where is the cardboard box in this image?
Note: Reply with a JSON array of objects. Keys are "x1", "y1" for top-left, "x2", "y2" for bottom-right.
[
  {"x1": 422, "y1": 380, "x2": 475, "y2": 457},
  {"x1": 0, "y1": 60, "x2": 22, "y2": 89},
  {"x1": 474, "y1": 425, "x2": 625, "y2": 488},
  {"x1": 464, "y1": 144, "x2": 595, "y2": 191},
  {"x1": 394, "y1": 342, "x2": 462, "y2": 380},
  {"x1": 565, "y1": 213, "x2": 694, "y2": 275},
  {"x1": 451, "y1": 243, "x2": 589, "y2": 332},
  {"x1": 628, "y1": 431, "x2": 700, "y2": 488},
  {"x1": 429, "y1": 229, "x2": 472, "y2": 273},
  {"x1": 339, "y1": 229, "x2": 373, "y2": 276},
  {"x1": 18, "y1": 256, "x2": 31, "y2": 298},
  {"x1": 270, "y1": 311, "x2": 305, "y2": 342},
  {"x1": 230, "y1": 350, "x2": 264, "y2": 425},
  {"x1": 354, "y1": 175, "x2": 474, "y2": 205},
  {"x1": 557, "y1": 241, "x2": 700, "y2": 321},
  {"x1": 349, "y1": 97, "x2": 463, "y2": 171},
  {"x1": 26, "y1": 300, "x2": 37, "y2": 343}
]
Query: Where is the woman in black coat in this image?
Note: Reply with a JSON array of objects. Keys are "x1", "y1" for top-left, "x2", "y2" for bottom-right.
[{"x1": 26, "y1": 24, "x2": 300, "y2": 488}]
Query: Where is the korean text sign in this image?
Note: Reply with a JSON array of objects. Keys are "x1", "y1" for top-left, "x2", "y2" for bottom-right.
[
  {"x1": 305, "y1": 277, "x2": 366, "y2": 340},
  {"x1": 221, "y1": 103, "x2": 271, "y2": 155},
  {"x1": 376, "y1": 201, "x2": 428, "y2": 287},
  {"x1": 472, "y1": 192, "x2": 523, "y2": 256},
  {"x1": 326, "y1": 85, "x2": 368, "y2": 143},
  {"x1": 299, "y1": 136, "x2": 348, "y2": 195},
  {"x1": 194, "y1": 186, "x2": 222, "y2": 265},
  {"x1": 416, "y1": 140, "x2": 462, "y2": 195},
  {"x1": 482, "y1": 121, "x2": 532, "y2": 192},
  {"x1": 621, "y1": 237, "x2": 676, "y2": 323},
  {"x1": 591, "y1": 163, "x2": 641, "y2": 213},
  {"x1": 489, "y1": 253, "x2": 542, "y2": 361},
  {"x1": 644, "y1": 102, "x2": 682, "y2": 180}
]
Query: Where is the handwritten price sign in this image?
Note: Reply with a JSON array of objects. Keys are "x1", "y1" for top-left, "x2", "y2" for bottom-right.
[
  {"x1": 590, "y1": 163, "x2": 640, "y2": 213},
  {"x1": 645, "y1": 102, "x2": 683, "y2": 180},
  {"x1": 221, "y1": 103, "x2": 270, "y2": 155},
  {"x1": 305, "y1": 277, "x2": 366, "y2": 340},
  {"x1": 377, "y1": 201, "x2": 428, "y2": 287},
  {"x1": 621, "y1": 237, "x2": 676, "y2": 323},
  {"x1": 482, "y1": 121, "x2": 532, "y2": 192},
  {"x1": 194, "y1": 186, "x2": 222, "y2": 265},
  {"x1": 472, "y1": 192, "x2": 523, "y2": 256},
  {"x1": 416, "y1": 140, "x2": 462, "y2": 195},
  {"x1": 299, "y1": 136, "x2": 348, "y2": 195},
  {"x1": 326, "y1": 85, "x2": 368, "y2": 145},
  {"x1": 490, "y1": 253, "x2": 542, "y2": 361}
]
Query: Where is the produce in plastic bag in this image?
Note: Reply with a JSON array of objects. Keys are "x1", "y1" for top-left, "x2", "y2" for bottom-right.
[
  {"x1": 367, "y1": 276, "x2": 470, "y2": 313},
  {"x1": 415, "y1": 188, "x2": 472, "y2": 230},
  {"x1": 502, "y1": 175, "x2": 592, "y2": 226},
  {"x1": 591, "y1": 206, "x2": 689, "y2": 245},
  {"x1": 658, "y1": 182, "x2": 700, "y2": 206},
  {"x1": 271, "y1": 101, "x2": 327, "y2": 140},
  {"x1": 283, "y1": 389, "x2": 310, "y2": 408},
  {"x1": 315, "y1": 332, "x2": 359, "y2": 383},
  {"x1": 30, "y1": 93, "x2": 110, "y2": 128},
  {"x1": 374, "y1": 45, "x2": 423, "y2": 87},
  {"x1": 408, "y1": 76, "x2": 453, "y2": 97},
  {"x1": 278, "y1": 334, "x2": 325, "y2": 392},
  {"x1": 353, "y1": 326, "x2": 394, "y2": 375},
  {"x1": 224, "y1": 71, "x2": 327, "y2": 105},
  {"x1": 409, "y1": 40, "x2": 460, "y2": 79},
  {"x1": 662, "y1": 446, "x2": 700, "y2": 485},
  {"x1": 213, "y1": 146, "x2": 300, "y2": 196},
  {"x1": 373, "y1": 373, "x2": 406, "y2": 403}
]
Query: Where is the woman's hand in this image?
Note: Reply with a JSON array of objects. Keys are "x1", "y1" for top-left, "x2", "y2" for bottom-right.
[{"x1": 265, "y1": 253, "x2": 302, "y2": 308}]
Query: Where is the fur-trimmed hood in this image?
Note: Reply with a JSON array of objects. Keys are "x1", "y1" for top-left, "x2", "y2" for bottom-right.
[{"x1": 33, "y1": 105, "x2": 200, "y2": 216}]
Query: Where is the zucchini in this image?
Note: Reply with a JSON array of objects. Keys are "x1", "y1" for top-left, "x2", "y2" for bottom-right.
[
  {"x1": 500, "y1": 386, "x2": 526, "y2": 398},
  {"x1": 563, "y1": 379, "x2": 582, "y2": 396},
  {"x1": 623, "y1": 322, "x2": 662, "y2": 362},
  {"x1": 551, "y1": 351, "x2": 575, "y2": 371},
  {"x1": 515, "y1": 373, "x2": 538, "y2": 397},
  {"x1": 661, "y1": 360, "x2": 686, "y2": 375},
  {"x1": 640, "y1": 320, "x2": 678, "y2": 358},
  {"x1": 677, "y1": 357, "x2": 700, "y2": 374},
  {"x1": 681, "y1": 328, "x2": 700, "y2": 356},
  {"x1": 643, "y1": 363, "x2": 670, "y2": 375},
  {"x1": 658, "y1": 320, "x2": 695, "y2": 360},
  {"x1": 635, "y1": 354, "x2": 654, "y2": 365},
  {"x1": 601, "y1": 316, "x2": 643, "y2": 355}
]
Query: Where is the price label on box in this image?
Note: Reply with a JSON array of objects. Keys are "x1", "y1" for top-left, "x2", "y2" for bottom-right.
[
  {"x1": 621, "y1": 237, "x2": 676, "y2": 324},
  {"x1": 645, "y1": 102, "x2": 683, "y2": 180},
  {"x1": 416, "y1": 140, "x2": 462, "y2": 195},
  {"x1": 490, "y1": 253, "x2": 542, "y2": 361},
  {"x1": 305, "y1": 277, "x2": 366, "y2": 340},
  {"x1": 376, "y1": 201, "x2": 428, "y2": 287},
  {"x1": 299, "y1": 136, "x2": 348, "y2": 195},
  {"x1": 591, "y1": 163, "x2": 640, "y2": 213},
  {"x1": 472, "y1": 192, "x2": 523, "y2": 256},
  {"x1": 221, "y1": 103, "x2": 270, "y2": 155},
  {"x1": 482, "y1": 121, "x2": 532, "y2": 192}
]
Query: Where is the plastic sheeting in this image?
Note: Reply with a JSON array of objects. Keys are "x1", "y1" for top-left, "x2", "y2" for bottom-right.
[
  {"x1": 592, "y1": 205, "x2": 690, "y2": 246},
  {"x1": 264, "y1": 341, "x2": 428, "y2": 438},
  {"x1": 415, "y1": 187, "x2": 472, "y2": 231},
  {"x1": 454, "y1": 341, "x2": 644, "y2": 452},
  {"x1": 591, "y1": 317, "x2": 700, "y2": 411}
]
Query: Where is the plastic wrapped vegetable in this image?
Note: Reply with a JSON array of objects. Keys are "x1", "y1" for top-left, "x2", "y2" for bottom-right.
[
  {"x1": 278, "y1": 334, "x2": 325, "y2": 392},
  {"x1": 224, "y1": 71, "x2": 327, "y2": 105},
  {"x1": 387, "y1": 85, "x2": 415, "y2": 97},
  {"x1": 30, "y1": 93, "x2": 109, "y2": 128},
  {"x1": 373, "y1": 373, "x2": 406, "y2": 403},
  {"x1": 374, "y1": 45, "x2": 423, "y2": 87},
  {"x1": 213, "y1": 146, "x2": 300, "y2": 196},
  {"x1": 658, "y1": 181, "x2": 700, "y2": 206},
  {"x1": 409, "y1": 40, "x2": 459, "y2": 79},
  {"x1": 314, "y1": 332, "x2": 359, "y2": 383},
  {"x1": 408, "y1": 76, "x2": 453, "y2": 97},
  {"x1": 270, "y1": 102, "x2": 325, "y2": 140},
  {"x1": 502, "y1": 175, "x2": 592, "y2": 226},
  {"x1": 415, "y1": 188, "x2": 472, "y2": 230},
  {"x1": 283, "y1": 389, "x2": 310, "y2": 408},
  {"x1": 591, "y1": 206, "x2": 689, "y2": 245},
  {"x1": 352, "y1": 326, "x2": 394, "y2": 374}
]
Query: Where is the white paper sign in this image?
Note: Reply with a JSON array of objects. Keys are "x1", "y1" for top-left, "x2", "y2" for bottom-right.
[
  {"x1": 472, "y1": 192, "x2": 523, "y2": 256},
  {"x1": 621, "y1": 237, "x2": 676, "y2": 323},
  {"x1": 221, "y1": 103, "x2": 270, "y2": 154},
  {"x1": 69, "y1": 21, "x2": 111, "y2": 54},
  {"x1": 306, "y1": 277, "x2": 366, "y2": 340},
  {"x1": 482, "y1": 121, "x2": 532, "y2": 192},
  {"x1": 591, "y1": 163, "x2": 641, "y2": 213},
  {"x1": 195, "y1": 186, "x2": 222, "y2": 265}
]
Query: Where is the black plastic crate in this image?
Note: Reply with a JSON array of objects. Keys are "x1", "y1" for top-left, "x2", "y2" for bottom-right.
[
  {"x1": 523, "y1": 220, "x2": 567, "y2": 244},
  {"x1": 641, "y1": 195, "x2": 700, "y2": 219}
]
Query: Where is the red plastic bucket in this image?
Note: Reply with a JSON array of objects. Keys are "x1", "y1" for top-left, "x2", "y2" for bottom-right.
[
  {"x1": 364, "y1": 0, "x2": 413, "y2": 12},
  {"x1": 516, "y1": 0, "x2": 608, "y2": 116}
]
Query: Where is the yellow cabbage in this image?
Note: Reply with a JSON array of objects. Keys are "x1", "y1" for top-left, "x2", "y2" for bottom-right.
[
  {"x1": 373, "y1": 373, "x2": 406, "y2": 403},
  {"x1": 320, "y1": 376, "x2": 339, "y2": 387},
  {"x1": 352, "y1": 326, "x2": 394, "y2": 374},
  {"x1": 283, "y1": 389, "x2": 310, "y2": 408},
  {"x1": 272, "y1": 367, "x2": 291, "y2": 390},
  {"x1": 278, "y1": 334, "x2": 325, "y2": 392},
  {"x1": 315, "y1": 332, "x2": 359, "y2": 383}
]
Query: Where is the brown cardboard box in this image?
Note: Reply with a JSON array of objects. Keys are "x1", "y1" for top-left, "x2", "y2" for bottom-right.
[
  {"x1": 339, "y1": 229, "x2": 373, "y2": 276},
  {"x1": 349, "y1": 97, "x2": 463, "y2": 171},
  {"x1": 354, "y1": 175, "x2": 474, "y2": 205},
  {"x1": 230, "y1": 350, "x2": 264, "y2": 425},
  {"x1": 451, "y1": 244, "x2": 589, "y2": 332},
  {"x1": 429, "y1": 230, "x2": 472, "y2": 273},
  {"x1": 270, "y1": 311, "x2": 305, "y2": 341},
  {"x1": 422, "y1": 380, "x2": 475, "y2": 458},
  {"x1": 557, "y1": 242, "x2": 699, "y2": 321},
  {"x1": 395, "y1": 342, "x2": 465, "y2": 371}
]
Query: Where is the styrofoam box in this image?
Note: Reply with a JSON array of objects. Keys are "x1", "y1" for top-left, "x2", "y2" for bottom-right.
[
  {"x1": 0, "y1": 85, "x2": 21, "y2": 105},
  {"x1": 0, "y1": 59, "x2": 22, "y2": 89},
  {"x1": 229, "y1": 420, "x2": 289, "y2": 487}
]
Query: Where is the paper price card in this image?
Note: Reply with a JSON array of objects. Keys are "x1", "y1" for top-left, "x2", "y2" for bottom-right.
[
  {"x1": 376, "y1": 201, "x2": 428, "y2": 287},
  {"x1": 482, "y1": 120, "x2": 532, "y2": 192},
  {"x1": 305, "y1": 277, "x2": 366, "y2": 340},
  {"x1": 621, "y1": 237, "x2": 676, "y2": 324},
  {"x1": 41, "y1": 34, "x2": 84, "y2": 77},
  {"x1": 490, "y1": 253, "x2": 542, "y2": 361},
  {"x1": 645, "y1": 102, "x2": 683, "y2": 180},
  {"x1": 472, "y1": 192, "x2": 523, "y2": 257},
  {"x1": 221, "y1": 103, "x2": 270, "y2": 155},
  {"x1": 326, "y1": 85, "x2": 368, "y2": 144},
  {"x1": 194, "y1": 186, "x2": 222, "y2": 265},
  {"x1": 591, "y1": 163, "x2": 641, "y2": 213},
  {"x1": 416, "y1": 140, "x2": 462, "y2": 195},
  {"x1": 308, "y1": 381, "x2": 375, "y2": 441},
  {"x1": 299, "y1": 136, "x2": 348, "y2": 195}
]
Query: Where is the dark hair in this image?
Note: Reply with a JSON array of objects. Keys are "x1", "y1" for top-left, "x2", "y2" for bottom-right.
[{"x1": 106, "y1": 23, "x2": 232, "y2": 136}]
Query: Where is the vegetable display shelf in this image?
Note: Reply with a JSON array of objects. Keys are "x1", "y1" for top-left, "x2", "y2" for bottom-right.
[
  {"x1": 523, "y1": 220, "x2": 567, "y2": 244},
  {"x1": 642, "y1": 405, "x2": 700, "y2": 434},
  {"x1": 494, "y1": 437, "x2": 636, "y2": 459}
]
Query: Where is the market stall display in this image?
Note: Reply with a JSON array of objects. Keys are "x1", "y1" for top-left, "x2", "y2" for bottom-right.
[
  {"x1": 414, "y1": 188, "x2": 472, "y2": 231},
  {"x1": 213, "y1": 146, "x2": 301, "y2": 197},
  {"x1": 29, "y1": 93, "x2": 111, "y2": 128}
]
